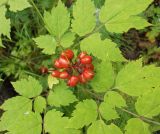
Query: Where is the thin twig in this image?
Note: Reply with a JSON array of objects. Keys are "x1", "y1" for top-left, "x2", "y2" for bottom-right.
[
  {"x1": 120, "y1": 108, "x2": 160, "y2": 126},
  {"x1": 24, "y1": 70, "x2": 41, "y2": 78},
  {"x1": 30, "y1": 0, "x2": 53, "y2": 35}
]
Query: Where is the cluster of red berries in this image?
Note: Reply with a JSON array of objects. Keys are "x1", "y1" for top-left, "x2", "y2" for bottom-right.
[{"x1": 50, "y1": 49, "x2": 94, "y2": 87}]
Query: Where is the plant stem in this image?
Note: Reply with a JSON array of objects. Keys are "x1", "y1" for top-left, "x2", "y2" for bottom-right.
[
  {"x1": 120, "y1": 108, "x2": 160, "y2": 126},
  {"x1": 85, "y1": 89, "x2": 103, "y2": 101},
  {"x1": 30, "y1": 0, "x2": 44, "y2": 24},
  {"x1": 30, "y1": 0, "x2": 53, "y2": 35},
  {"x1": 24, "y1": 70, "x2": 41, "y2": 78}
]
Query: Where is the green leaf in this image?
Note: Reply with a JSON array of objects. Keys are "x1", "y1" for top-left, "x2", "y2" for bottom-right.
[
  {"x1": 87, "y1": 120, "x2": 109, "y2": 134},
  {"x1": 105, "y1": 124, "x2": 123, "y2": 134},
  {"x1": 44, "y1": 1, "x2": 70, "y2": 37},
  {"x1": 88, "y1": 120, "x2": 123, "y2": 134},
  {"x1": 90, "y1": 61, "x2": 115, "y2": 92},
  {"x1": 0, "y1": 96, "x2": 32, "y2": 112},
  {"x1": 99, "y1": 91, "x2": 126, "y2": 121},
  {"x1": 60, "y1": 32, "x2": 75, "y2": 48},
  {"x1": 12, "y1": 76, "x2": 43, "y2": 98},
  {"x1": 34, "y1": 96, "x2": 46, "y2": 113},
  {"x1": 80, "y1": 33, "x2": 125, "y2": 62},
  {"x1": 105, "y1": 16, "x2": 151, "y2": 33},
  {"x1": 0, "y1": 112, "x2": 42, "y2": 134},
  {"x1": 48, "y1": 74, "x2": 59, "y2": 89},
  {"x1": 125, "y1": 118, "x2": 150, "y2": 134},
  {"x1": 135, "y1": 88, "x2": 160, "y2": 118},
  {"x1": 104, "y1": 91, "x2": 126, "y2": 107},
  {"x1": 48, "y1": 82, "x2": 77, "y2": 107},
  {"x1": 116, "y1": 60, "x2": 160, "y2": 96},
  {"x1": 68, "y1": 99, "x2": 98, "y2": 129},
  {"x1": 72, "y1": 0, "x2": 96, "y2": 36},
  {"x1": 0, "y1": 96, "x2": 33, "y2": 132},
  {"x1": 107, "y1": 124, "x2": 123, "y2": 134},
  {"x1": 0, "y1": 6, "x2": 11, "y2": 38},
  {"x1": 99, "y1": 0, "x2": 152, "y2": 33},
  {"x1": 8, "y1": 0, "x2": 31, "y2": 12},
  {"x1": 99, "y1": 103, "x2": 119, "y2": 121},
  {"x1": 0, "y1": 0, "x2": 7, "y2": 5},
  {"x1": 33, "y1": 35, "x2": 56, "y2": 55},
  {"x1": 44, "y1": 110, "x2": 81, "y2": 134}
]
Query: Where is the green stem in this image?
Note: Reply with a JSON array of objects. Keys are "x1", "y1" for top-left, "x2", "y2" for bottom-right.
[
  {"x1": 30, "y1": 0, "x2": 53, "y2": 35},
  {"x1": 24, "y1": 70, "x2": 41, "y2": 78},
  {"x1": 120, "y1": 108, "x2": 160, "y2": 126}
]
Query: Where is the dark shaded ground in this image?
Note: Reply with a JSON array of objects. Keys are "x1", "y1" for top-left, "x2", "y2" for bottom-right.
[{"x1": 0, "y1": 79, "x2": 17, "y2": 116}]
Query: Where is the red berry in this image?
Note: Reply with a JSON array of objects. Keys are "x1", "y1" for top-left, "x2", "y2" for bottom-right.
[
  {"x1": 58, "y1": 57, "x2": 70, "y2": 68},
  {"x1": 78, "y1": 52, "x2": 87, "y2": 59},
  {"x1": 80, "y1": 56, "x2": 92, "y2": 64},
  {"x1": 51, "y1": 70, "x2": 60, "y2": 77},
  {"x1": 85, "y1": 64, "x2": 94, "y2": 70},
  {"x1": 67, "y1": 76, "x2": 79, "y2": 87},
  {"x1": 54, "y1": 59, "x2": 62, "y2": 68},
  {"x1": 40, "y1": 67, "x2": 48, "y2": 74},
  {"x1": 61, "y1": 49, "x2": 74, "y2": 60},
  {"x1": 83, "y1": 69, "x2": 94, "y2": 80},
  {"x1": 59, "y1": 71, "x2": 70, "y2": 79},
  {"x1": 79, "y1": 74, "x2": 87, "y2": 83}
]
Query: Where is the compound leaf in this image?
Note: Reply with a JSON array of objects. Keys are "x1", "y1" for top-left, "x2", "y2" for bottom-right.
[
  {"x1": 88, "y1": 120, "x2": 123, "y2": 134},
  {"x1": 0, "y1": 96, "x2": 41, "y2": 133},
  {"x1": 33, "y1": 35, "x2": 56, "y2": 55},
  {"x1": 99, "y1": 103, "x2": 119, "y2": 121},
  {"x1": 44, "y1": 1, "x2": 70, "y2": 37},
  {"x1": 8, "y1": 0, "x2": 31, "y2": 12},
  {"x1": 0, "y1": 6, "x2": 11, "y2": 38},
  {"x1": 60, "y1": 32, "x2": 75, "y2": 48},
  {"x1": 34, "y1": 96, "x2": 46, "y2": 113},
  {"x1": 0, "y1": 0, "x2": 7, "y2": 5},
  {"x1": 12, "y1": 76, "x2": 43, "y2": 98},
  {"x1": 106, "y1": 124, "x2": 123, "y2": 134},
  {"x1": 125, "y1": 118, "x2": 150, "y2": 134},
  {"x1": 72, "y1": 0, "x2": 96, "y2": 36},
  {"x1": 105, "y1": 16, "x2": 151, "y2": 33},
  {"x1": 48, "y1": 82, "x2": 77, "y2": 107},
  {"x1": 0, "y1": 112, "x2": 42, "y2": 134},
  {"x1": 68, "y1": 99, "x2": 98, "y2": 129},
  {"x1": 135, "y1": 88, "x2": 160, "y2": 118},
  {"x1": 90, "y1": 61, "x2": 115, "y2": 92},
  {"x1": 99, "y1": 91, "x2": 126, "y2": 121},
  {"x1": 99, "y1": 0, "x2": 152, "y2": 33},
  {"x1": 104, "y1": 91, "x2": 126, "y2": 107},
  {"x1": 44, "y1": 110, "x2": 80, "y2": 134},
  {"x1": 80, "y1": 33, "x2": 125, "y2": 62},
  {"x1": 87, "y1": 120, "x2": 109, "y2": 134},
  {"x1": 116, "y1": 60, "x2": 160, "y2": 96},
  {"x1": 0, "y1": 96, "x2": 32, "y2": 112}
]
